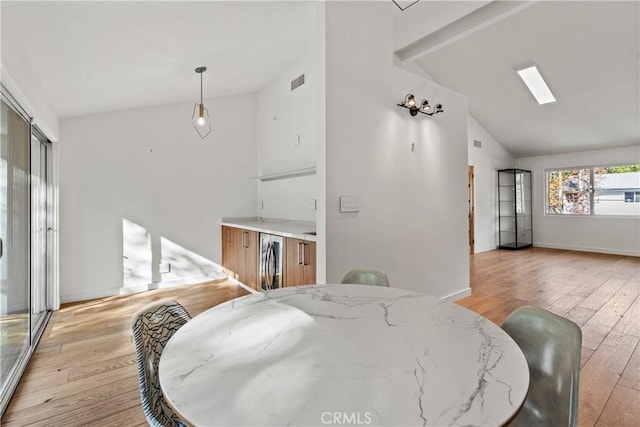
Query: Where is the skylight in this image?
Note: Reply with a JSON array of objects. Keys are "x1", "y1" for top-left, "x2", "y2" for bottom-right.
[{"x1": 517, "y1": 65, "x2": 556, "y2": 105}]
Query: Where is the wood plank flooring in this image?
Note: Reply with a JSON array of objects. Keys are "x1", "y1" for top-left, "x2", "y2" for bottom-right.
[
  {"x1": 2, "y1": 247, "x2": 639, "y2": 426},
  {"x1": 457, "y1": 248, "x2": 640, "y2": 427},
  {"x1": 1, "y1": 280, "x2": 249, "y2": 426}
]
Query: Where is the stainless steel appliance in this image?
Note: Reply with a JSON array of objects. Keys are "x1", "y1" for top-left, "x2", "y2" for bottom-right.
[{"x1": 259, "y1": 233, "x2": 283, "y2": 290}]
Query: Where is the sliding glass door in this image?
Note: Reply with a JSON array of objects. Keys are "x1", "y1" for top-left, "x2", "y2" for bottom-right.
[
  {"x1": 0, "y1": 98, "x2": 31, "y2": 403},
  {"x1": 31, "y1": 133, "x2": 50, "y2": 336},
  {"x1": 0, "y1": 94, "x2": 53, "y2": 414}
]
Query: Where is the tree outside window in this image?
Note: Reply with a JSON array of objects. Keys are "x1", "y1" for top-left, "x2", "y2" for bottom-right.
[{"x1": 546, "y1": 164, "x2": 640, "y2": 216}]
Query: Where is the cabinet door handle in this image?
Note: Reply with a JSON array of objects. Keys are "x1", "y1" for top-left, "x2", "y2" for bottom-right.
[
  {"x1": 298, "y1": 242, "x2": 304, "y2": 265},
  {"x1": 226, "y1": 228, "x2": 231, "y2": 243},
  {"x1": 242, "y1": 231, "x2": 247, "y2": 248},
  {"x1": 303, "y1": 243, "x2": 308, "y2": 266}
]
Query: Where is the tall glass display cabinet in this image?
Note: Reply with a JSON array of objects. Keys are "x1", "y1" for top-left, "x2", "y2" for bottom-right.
[{"x1": 498, "y1": 169, "x2": 532, "y2": 249}]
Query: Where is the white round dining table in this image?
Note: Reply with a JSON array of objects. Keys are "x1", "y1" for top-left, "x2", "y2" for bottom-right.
[{"x1": 159, "y1": 284, "x2": 529, "y2": 426}]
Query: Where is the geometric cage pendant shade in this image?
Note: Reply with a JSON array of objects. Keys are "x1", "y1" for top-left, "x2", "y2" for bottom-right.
[
  {"x1": 192, "y1": 66, "x2": 212, "y2": 139},
  {"x1": 192, "y1": 102, "x2": 212, "y2": 139}
]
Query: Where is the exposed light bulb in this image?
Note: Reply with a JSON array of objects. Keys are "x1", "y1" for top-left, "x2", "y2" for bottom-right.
[
  {"x1": 196, "y1": 103, "x2": 208, "y2": 126},
  {"x1": 397, "y1": 93, "x2": 444, "y2": 117}
]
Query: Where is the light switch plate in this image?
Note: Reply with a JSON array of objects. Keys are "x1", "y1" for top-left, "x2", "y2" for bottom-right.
[
  {"x1": 258, "y1": 200, "x2": 264, "y2": 209},
  {"x1": 308, "y1": 199, "x2": 317, "y2": 211},
  {"x1": 340, "y1": 195, "x2": 360, "y2": 213}
]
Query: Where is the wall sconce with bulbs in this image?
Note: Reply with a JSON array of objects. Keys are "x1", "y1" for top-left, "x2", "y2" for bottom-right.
[
  {"x1": 397, "y1": 94, "x2": 444, "y2": 117},
  {"x1": 192, "y1": 66, "x2": 212, "y2": 139}
]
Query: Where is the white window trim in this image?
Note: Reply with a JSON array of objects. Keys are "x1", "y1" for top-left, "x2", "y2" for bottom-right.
[{"x1": 544, "y1": 163, "x2": 640, "y2": 217}]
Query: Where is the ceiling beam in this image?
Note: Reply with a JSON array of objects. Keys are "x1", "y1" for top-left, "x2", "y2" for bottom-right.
[{"x1": 395, "y1": 0, "x2": 538, "y2": 62}]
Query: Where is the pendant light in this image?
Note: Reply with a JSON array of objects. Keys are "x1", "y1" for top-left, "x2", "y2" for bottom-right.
[{"x1": 192, "y1": 66, "x2": 212, "y2": 139}]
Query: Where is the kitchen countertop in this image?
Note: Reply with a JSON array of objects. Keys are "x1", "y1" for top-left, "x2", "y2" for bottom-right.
[{"x1": 221, "y1": 217, "x2": 316, "y2": 242}]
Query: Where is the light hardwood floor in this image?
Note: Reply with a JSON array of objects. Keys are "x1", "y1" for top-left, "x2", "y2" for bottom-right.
[
  {"x1": 458, "y1": 248, "x2": 640, "y2": 427},
  {"x1": 1, "y1": 280, "x2": 249, "y2": 426},
  {"x1": 2, "y1": 248, "x2": 639, "y2": 426}
]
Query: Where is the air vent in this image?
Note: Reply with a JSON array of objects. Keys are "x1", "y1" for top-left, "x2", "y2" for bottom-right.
[
  {"x1": 473, "y1": 140, "x2": 482, "y2": 148},
  {"x1": 291, "y1": 74, "x2": 305, "y2": 91}
]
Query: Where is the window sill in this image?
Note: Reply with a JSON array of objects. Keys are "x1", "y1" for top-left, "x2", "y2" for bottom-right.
[{"x1": 543, "y1": 214, "x2": 640, "y2": 219}]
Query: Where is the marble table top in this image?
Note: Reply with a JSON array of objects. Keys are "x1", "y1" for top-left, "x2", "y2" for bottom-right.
[{"x1": 159, "y1": 285, "x2": 529, "y2": 427}]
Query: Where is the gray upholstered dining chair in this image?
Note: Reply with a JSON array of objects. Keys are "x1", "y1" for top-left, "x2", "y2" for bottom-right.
[
  {"x1": 132, "y1": 299, "x2": 191, "y2": 427},
  {"x1": 340, "y1": 268, "x2": 390, "y2": 287},
  {"x1": 502, "y1": 306, "x2": 582, "y2": 427}
]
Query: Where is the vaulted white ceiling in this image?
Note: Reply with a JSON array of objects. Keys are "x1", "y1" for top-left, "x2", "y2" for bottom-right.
[
  {"x1": 2, "y1": 1, "x2": 638, "y2": 158},
  {"x1": 394, "y1": 0, "x2": 640, "y2": 158},
  {"x1": 2, "y1": 1, "x2": 317, "y2": 118}
]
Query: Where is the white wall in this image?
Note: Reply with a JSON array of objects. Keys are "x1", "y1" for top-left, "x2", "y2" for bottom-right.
[
  {"x1": 468, "y1": 115, "x2": 515, "y2": 253},
  {"x1": 325, "y1": 1, "x2": 470, "y2": 300},
  {"x1": 1, "y1": 11, "x2": 59, "y2": 142},
  {"x1": 256, "y1": 56, "x2": 318, "y2": 222},
  {"x1": 59, "y1": 95, "x2": 257, "y2": 302},
  {"x1": 516, "y1": 145, "x2": 640, "y2": 256}
]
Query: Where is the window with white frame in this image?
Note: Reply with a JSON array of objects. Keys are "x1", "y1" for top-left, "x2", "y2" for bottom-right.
[{"x1": 545, "y1": 164, "x2": 640, "y2": 216}]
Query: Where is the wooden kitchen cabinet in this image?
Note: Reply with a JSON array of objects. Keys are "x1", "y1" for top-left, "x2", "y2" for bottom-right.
[
  {"x1": 221, "y1": 226, "x2": 258, "y2": 290},
  {"x1": 284, "y1": 238, "x2": 316, "y2": 287},
  {"x1": 221, "y1": 226, "x2": 238, "y2": 278},
  {"x1": 238, "y1": 229, "x2": 258, "y2": 290}
]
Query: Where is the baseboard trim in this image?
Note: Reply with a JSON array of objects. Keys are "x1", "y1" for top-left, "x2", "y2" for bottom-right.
[
  {"x1": 153, "y1": 273, "x2": 227, "y2": 289},
  {"x1": 61, "y1": 288, "x2": 122, "y2": 304},
  {"x1": 534, "y1": 242, "x2": 640, "y2": 257},
  {"x1": 441, "y1": 287, "x2": 472, "y2": 302},
  {"x1": 474, "y1": 245, "x2": 497, "y2": 254},
  {"x1": 62, "y1": 273, "x2": 230, "y2": 304}
]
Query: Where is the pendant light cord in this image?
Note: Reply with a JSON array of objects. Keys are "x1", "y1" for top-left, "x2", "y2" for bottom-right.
[{"x1": 200, "y1": 72, "x2": 203, "y2": 105}]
